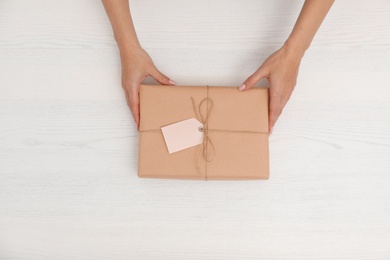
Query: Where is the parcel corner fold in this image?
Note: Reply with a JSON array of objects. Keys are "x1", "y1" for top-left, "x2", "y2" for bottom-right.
[{"x1": 138, "y1": 84, "x2": 270, "y2": 180}]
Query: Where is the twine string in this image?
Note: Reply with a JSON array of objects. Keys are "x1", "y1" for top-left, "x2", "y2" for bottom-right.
[
  {"x1": 190, "y1": 97, "x2": 215, "y2": 162},
  {"x1": 190, "y1": 85, "x2": 216, "y2": 179}
]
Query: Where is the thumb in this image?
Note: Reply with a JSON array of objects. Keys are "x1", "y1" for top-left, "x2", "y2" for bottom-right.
[
  {"x1": 149, "y1": 67, "x2": 176, "y2": 86},
  {"x1": 238, "y1": 67, "x2": 268, "y2": 91}
]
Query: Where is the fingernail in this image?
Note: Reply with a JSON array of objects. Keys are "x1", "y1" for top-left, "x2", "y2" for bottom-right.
[
  {"x1": 169, "y1": 79, "x2": 176, "y2": 85},
  {"x1": 269, "y1": 127, "x2": 273, "y2": 134},
  {"x1": 238, "y1": 84, "x2": 246, "y2": 91}
]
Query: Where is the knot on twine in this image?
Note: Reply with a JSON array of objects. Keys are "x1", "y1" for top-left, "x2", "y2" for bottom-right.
[
  {"x1": 190, "y1": 95, "x2": 215, "y2": 163},
  {"x1": 191, "y1": 85, "x2": 215, "y2": 168}
]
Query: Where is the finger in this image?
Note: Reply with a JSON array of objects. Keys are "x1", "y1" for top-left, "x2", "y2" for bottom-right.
[
  {"x1": 149, "y1": 67, "x2": 176, "y2": 85},
  {"x1": 124, "y1": 86, "x2": 139, "y2": 130},
  {"x1": 127, "y1": 84, "x2": 140, "y2": 130},
  {"x1": 239, "y1": 67, "x2": 268, "y2": 91},
  {"x1": 268, "y1": 106, "x2": 279, "y2": 134},
  {"x1": 123, "y1": 87, "x2": 131, "y2": 109},
  {"x1": 268, "y1": 94, "x2": 284, "y2": 134}
]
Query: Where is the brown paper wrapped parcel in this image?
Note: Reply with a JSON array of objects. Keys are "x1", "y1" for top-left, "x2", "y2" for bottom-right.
[{"x1": 138, "y1": 84, "x2": 270, "y2": 180}]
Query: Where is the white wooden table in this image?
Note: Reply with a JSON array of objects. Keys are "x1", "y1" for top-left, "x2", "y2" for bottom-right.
[{"x1": 1, "y1": 1, "x2": 390, "y2": 259}]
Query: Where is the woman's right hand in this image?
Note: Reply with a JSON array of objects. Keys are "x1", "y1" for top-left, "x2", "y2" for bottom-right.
[{"x1": 120, "y1": 47, "x2": 176, "y2": 130}]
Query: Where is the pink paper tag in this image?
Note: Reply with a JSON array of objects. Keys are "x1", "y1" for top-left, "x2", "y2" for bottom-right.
[{"x1": 161, "y1": 118, "x2": 204, "y2": 154}]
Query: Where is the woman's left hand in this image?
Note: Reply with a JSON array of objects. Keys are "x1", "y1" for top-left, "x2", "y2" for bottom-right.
[{"x1": 238, "y1": 44, "x2": 303, "y2": 134}]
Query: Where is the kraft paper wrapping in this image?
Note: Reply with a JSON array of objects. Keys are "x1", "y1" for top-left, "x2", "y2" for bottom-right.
[{"x1": 138, "y1": 84, "x2": 270, "y2": 180}]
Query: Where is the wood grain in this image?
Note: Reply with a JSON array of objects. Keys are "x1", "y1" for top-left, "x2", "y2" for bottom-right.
[{"x1": 1, "y1": 0, "x2": 390, "y2": 259}]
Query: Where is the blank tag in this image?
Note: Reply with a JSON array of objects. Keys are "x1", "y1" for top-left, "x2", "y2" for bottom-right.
[{"x1": 161, "y1": 118, "x2": 204, "y2": 154}]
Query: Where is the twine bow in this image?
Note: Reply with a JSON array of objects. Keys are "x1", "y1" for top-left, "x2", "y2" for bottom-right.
[
  {"x1": 189, "y1": 85, "x2": 216, "y2": 179},
  {"x1": 190, "y1": 96, "x2": 215, "y2": 162}
]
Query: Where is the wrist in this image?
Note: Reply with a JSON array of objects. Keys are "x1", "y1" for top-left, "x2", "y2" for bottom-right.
[
  {"x1": 118, "y1": 41, "x2": 142, "y2": 60},
  {"x1": 112, "y1": 31, "x2": 142, "y2": 57},
  {"x1": 282, "y1": 36, "x2": 309, "y2": 61}
]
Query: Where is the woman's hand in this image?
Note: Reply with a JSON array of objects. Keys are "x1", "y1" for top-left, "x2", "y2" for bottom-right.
[
  {"x1": 239, "y1": 44, "x2": 302, "y2": 134},
  {"x1": 238, "y1": 0, "x2": 335, "y2": 134},
  {"x1": 101, "y1": 0, "x2": 176, "y2": 130},
  {"x1": 121, "y1": 47, "x2": 176, "y2": 130}
]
